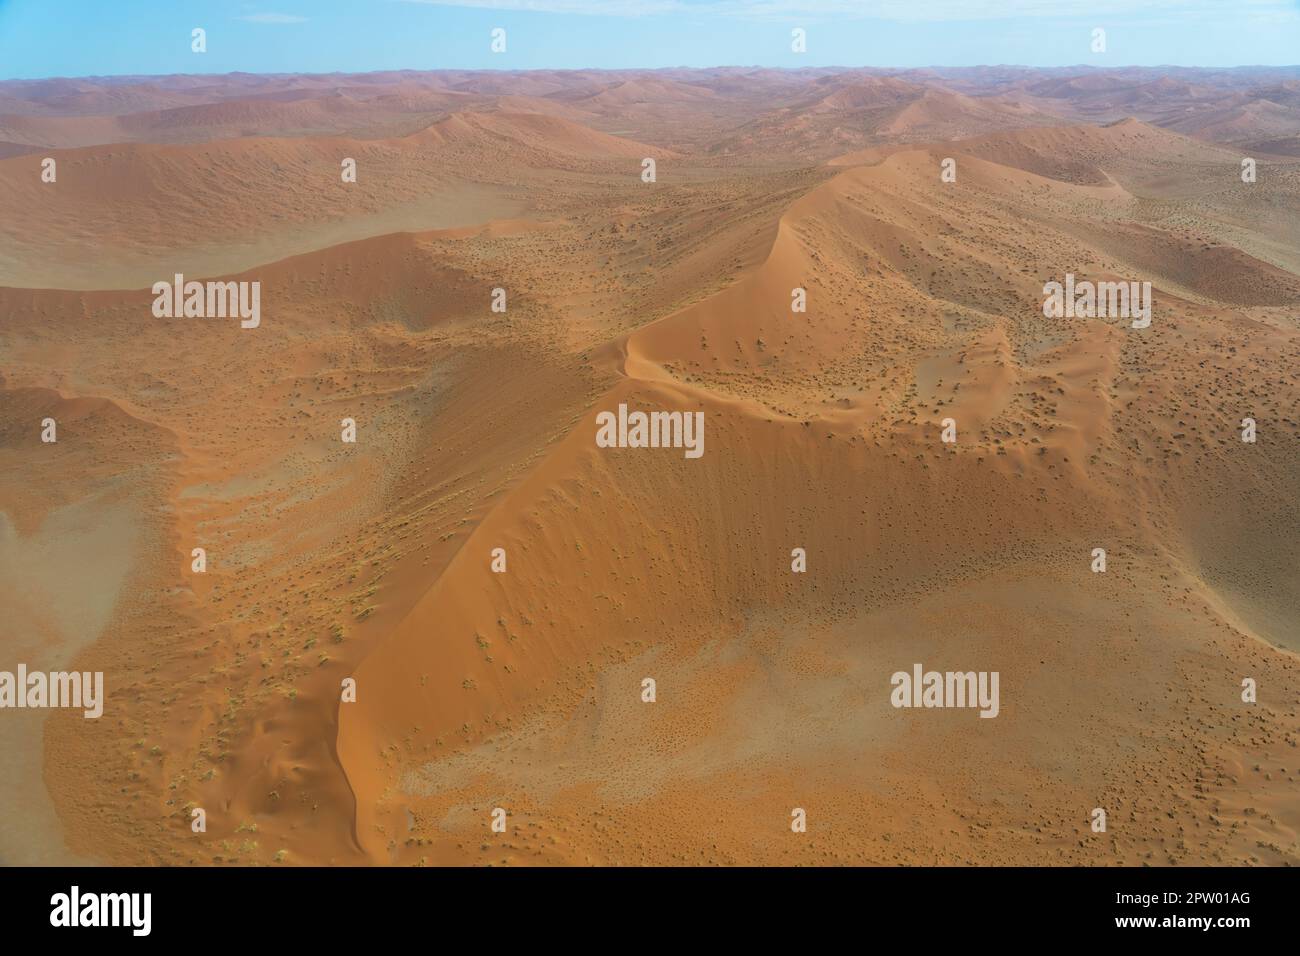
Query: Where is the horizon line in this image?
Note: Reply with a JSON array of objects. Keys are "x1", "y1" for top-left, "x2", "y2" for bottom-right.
[{"x1": 5, "y1": 62, "x2": 1300, "y2": 83}]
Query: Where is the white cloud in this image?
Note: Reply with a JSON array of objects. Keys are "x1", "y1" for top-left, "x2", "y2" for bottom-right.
[
  {"x1": 237, "y1": 12, "x2": 309, "y2": 23},
  {"x1": 395, "y1": 0, "x2": 1298, "y2": 23}
]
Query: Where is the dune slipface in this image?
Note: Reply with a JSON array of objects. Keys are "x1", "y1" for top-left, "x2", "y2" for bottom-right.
[{"x1": 0, "y1": 63, "x2": 1297, "y2": 872}]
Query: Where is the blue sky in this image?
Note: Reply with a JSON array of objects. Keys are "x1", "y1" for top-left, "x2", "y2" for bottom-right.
[{"x1": 0, "y1": 1, "x2": 1297, "y2": 79}]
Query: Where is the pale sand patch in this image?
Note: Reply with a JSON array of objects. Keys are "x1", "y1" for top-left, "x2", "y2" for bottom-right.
[{"x1": 0, "y1": 497, "x2": 138, "y2": 865}]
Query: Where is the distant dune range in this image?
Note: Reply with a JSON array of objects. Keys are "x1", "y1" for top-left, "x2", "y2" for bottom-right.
[
  {"x1": 0, "y1": 67, "x2": 1296, "y2": 866},
  {"x1": 0, "y1": 110, "x2": 671, "y2": 289}
]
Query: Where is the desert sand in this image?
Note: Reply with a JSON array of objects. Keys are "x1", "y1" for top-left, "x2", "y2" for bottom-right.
[{"x1": 0, "y1": 66, "x2": 1296, "y2": 866}]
